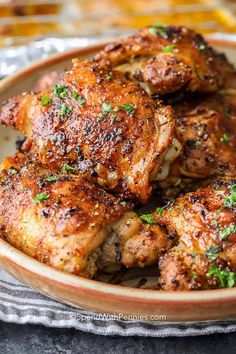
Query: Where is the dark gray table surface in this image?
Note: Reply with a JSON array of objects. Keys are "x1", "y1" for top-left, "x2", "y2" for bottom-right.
[{"x1": 0, "y1": 321, "x2": 235, "y2": 354}]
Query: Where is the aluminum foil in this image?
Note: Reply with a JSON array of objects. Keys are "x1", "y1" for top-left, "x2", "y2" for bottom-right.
[{"x1": 0, "y1": 36, "x2": 101, "y2": 79}]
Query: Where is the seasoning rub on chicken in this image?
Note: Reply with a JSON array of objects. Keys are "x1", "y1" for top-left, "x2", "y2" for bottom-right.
[
  {"x1": 0, "y1": 153, "x2": 173, "y2": 278},
  {"x1": 0, "y1": 60, "x2": 178, "y2": 203}
]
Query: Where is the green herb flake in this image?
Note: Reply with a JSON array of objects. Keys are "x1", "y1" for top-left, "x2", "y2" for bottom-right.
[
  {"x1": 118, "y1": 103, "x2": 135, "y2": 116},
  {"x1": 210, "y1": 220, "x2": 218, "y2": 228},
  {"x1": 207, "y1": 265, "x2": 236, "y2": 288},
  {"x1": 61, "y1": 163, "x2": 75, "y2": 173},
  {"x1": 72, "y1": 91, "x2": 86, "y2": 106},
  {"x1": 41, "y1": 96, "x2": 53, "y2": 107},
  {"x1": 205, "y1": 245, "x2": 221, "y2": 261},
  {"x1": 198, "y1": 44, "x2": 206, "y2": 51},
  {"x1": 110, "y1": 113, "x2": 116, "y2": 123},
  {"x1": 149, "y1": 24, "x2": 168, "y2": 38},
  {"x1": 44, "y1": 176, "x2": 59, "y2": 182},
  {"x1": 224, "y1": 184, "x2": 236, "y2": 208},
  {"x1": 195, "y1": 141, "x2": 202, "y2": 147},
  {"x1": 59, "y1": 103, "x2": 73, "y2": 116},
  {"x1": 105, "y1": 73, "x2": 112, "y2": 80},
  {"x1": 219, "y1": 224, "x2": 236, "y2": 240},
  {"x1": 140, "y1": 213, "x2": 156, "y2": 224},
  {"x1": 191, "y1": 272, "x2": 199, "y2": 280},
  {"x1": 9, "y1": 168, "x2": 18, "y2": 175},
  {"x1": 221, "y1": 133, "x2": 230, "y2": 144},
  {"x1": 156, "y1": 207, "x2": 164, "y2": 216},
  {"x1": 162, "y1": 45, "x2": 175, "y2": 53},
  {"x1": 120, "y1": 201, "x2": 127, "y2": 207},
  {"x1": 33, "y1": 193, "x2": 50, "y2": 204},
  {"x1": 98, "y1": 102, "x2": 113, "y2": 121},
  {"x1": 52, "y1": 84, "x2": 68, "y2": 98}
]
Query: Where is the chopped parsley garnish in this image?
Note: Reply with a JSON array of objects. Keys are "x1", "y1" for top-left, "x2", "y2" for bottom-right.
[
  {"x1": 120, "y1": 201, "x2": 127, "y2": 206},
  {"x1": 219, "y1": 224, "x2": 236, "y2": 240},
  {"x1": 105, "y1": 73, "x2": 112, "y2": 80},
  {"x1": 205, "y1": 245, "x2": 221, "y2": 261},
  {"x1": 98, "y1": 102, "x2": 113, "y2": 121},
  {"x1": 191, "y1": 272, "x2": 199, "y2": 280},
  {"x1": 72, "y1": 91, "x2": 86, "y2": 106},
  {"x1": 140, "y1": 213, "x2": 156, "y2": 224},
  {"x1": 33, "y1": 193, "x2": 50, "y2": 203},
  {"x1": 59, "y1": 103, "x2": 73, "y2": 116},
  {"x1": 44, "y1": 176, "x2": 59, "y2": 182},
  {"x1": 198, "y1": 44, "x2": 206, "y2": 51},
  {"x1": 195, "y1": 140, "x2": 202, "y2": 147},
  {"x1": 221, "y1": 133, "x2": 230, "y2": 144},
  {"x1": 162, "y1": 45, "x2": 175, "y2": 53},
  {"x1": 41, "y1": 96, "x2": 52, "y2": 106},
  {"x1": 9, "y1": 168, "x2": 18, "y2": 175},
  {"x1": 156, "y1": 207, "x2": 164, "y2": 216},
  {"x1": 52, "y1": 84, "x2": 68, "y2": 98},
  {"x1": 224, "y1": 184, "x2": 236, "y2": 207},
  {"x1": 207, "y1": 265, "x2": 236, "y2": 288},
  {"x1": 149, "y1": 24, "x2": 168, "y2": 38},
  {"x1": 50, "y1": 135, "x2": 57, "y2": 142},
  {"x1": 210, "y1": 220, "x2": 218, "y2": 228},
  {"x1": 110, "y1": 113, "x2": 116, "y2": 122},
  {"x1": 118, "y1": 103, "x2": 135, "y2": 116},
  {"x1": 61, "y1": 163, "x2": 75, "y2": 173}
]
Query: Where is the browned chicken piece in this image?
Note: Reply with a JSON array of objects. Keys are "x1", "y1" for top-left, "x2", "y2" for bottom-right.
[
  {"x1": 155, "y1": 179, "x2": 236, "y2": 290},
  {"x1": 94, "y1": 25, "x2": 236, "y2": 96},
  {"x1": 0, "y1": 153, "x2": 173, "y2": 277},
  {"x1": 0, "y1": 60, "x2": 177, "y2": 203},
  {"x1": 169, "y1": 92, "x2": 236, "y2": 181},
  {"x1": 98, "y1": 211, "x2": 174, "y2": 270}
]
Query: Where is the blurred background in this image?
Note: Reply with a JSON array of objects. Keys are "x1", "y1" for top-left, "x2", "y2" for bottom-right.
[{"x1": 1, "y1": 0, "x2": 236, "y2": 77}]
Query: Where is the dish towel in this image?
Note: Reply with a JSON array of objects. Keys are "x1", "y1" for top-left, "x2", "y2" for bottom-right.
[{"x1": 0, "y1": 268, "x2": 236, "y2": 337}]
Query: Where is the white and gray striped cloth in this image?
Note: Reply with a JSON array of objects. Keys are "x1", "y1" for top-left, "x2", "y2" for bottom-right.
[{"x1": 0, "y1": 268, "x2": 236, "y2": 337}]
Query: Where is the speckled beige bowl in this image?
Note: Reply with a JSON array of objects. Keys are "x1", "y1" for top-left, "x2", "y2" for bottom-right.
[{"x1": 0, "y1": 38, "x2": 236, "y2": 322}]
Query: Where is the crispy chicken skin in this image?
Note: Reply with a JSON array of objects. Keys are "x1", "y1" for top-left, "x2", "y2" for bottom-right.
[
  {"x1": 155, "y1": 180, "x2": 236, "y2": 290},
  {"x1": 0, "y1": 153, "x2": 129, "y2": 278},
  {"x1": 170, "y1": 92, "x2": 236, "y2": 180},
  {"x1": 94, "y1": 25, "x2": 236, "y2": 96},
  {"x1": 0, "y1": 60, "x2": 175, "y2": 203},
  {"x1": 0, "y1": 153, "x2": 173, "y2": 276}
]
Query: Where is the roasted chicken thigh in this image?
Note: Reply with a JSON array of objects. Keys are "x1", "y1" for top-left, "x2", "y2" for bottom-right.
[
  {"x1": 173, "y1": 92, "x2": 236, "y2": 179},
  {"x1": 0, "y1": 153, "x2": 173, "y2": 277},
  {"x1": 0, "y1": 60, "x2": 177, "y2": 203},
  {"x1": 155, "y1": 179, "x2": 236, "y2": 290},
  {"x1": 95, "y1": 25, "x2": 236, "y2": 96}
]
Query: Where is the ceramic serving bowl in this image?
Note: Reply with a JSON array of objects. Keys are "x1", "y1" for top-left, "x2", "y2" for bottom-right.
[{"x1": 0, "y1": 38, "x2": 236, "y2": 322}]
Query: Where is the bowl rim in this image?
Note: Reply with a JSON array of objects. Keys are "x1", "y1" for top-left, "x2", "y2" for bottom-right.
[
  {"x1": 1, "y1": 237, "x2": 236, "y2": 304},
  {"x1": 0, "y1": 35, "x2": 236, "y2": 306}
]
